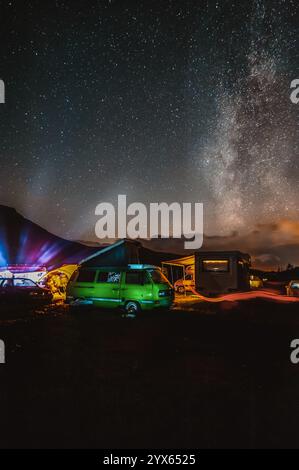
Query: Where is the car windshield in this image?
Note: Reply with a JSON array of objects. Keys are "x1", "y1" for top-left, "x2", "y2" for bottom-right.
[
  {"x1": 13, "y1": 279, "x2": 37, "y2": 288},
  {"x1": 0, "y1": 279, "x2": 13, "y2": 288},
  {"x1": 148, "y1": 269, "x2": 170, "y2": 285}
]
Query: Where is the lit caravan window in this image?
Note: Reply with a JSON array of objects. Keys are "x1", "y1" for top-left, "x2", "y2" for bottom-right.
[
  {"x1": 202, "y1": 260, "x2": 229, "y2": 272},
  {"x1": 77, "y1": 269, "x2": 96, "y2": 283}
]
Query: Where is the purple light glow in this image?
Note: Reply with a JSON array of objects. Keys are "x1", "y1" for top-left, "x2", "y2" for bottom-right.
[
  {"x1": 16, "y1": 228, "x2": 30, "y2": 265},
  {"x1": 0, "y1": 228, "x2": 9, "y2": 266},
  {"x1": 12, "y1": 227, "x2": 71, "y2": 268},
  {"x1": 36, "y1": 241, "x2": 66, "y2": 266}
]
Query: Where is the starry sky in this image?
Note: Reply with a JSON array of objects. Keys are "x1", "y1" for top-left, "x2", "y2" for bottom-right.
[{"x1": 0, "y1": 0, "x2": 298, "y2": 268}]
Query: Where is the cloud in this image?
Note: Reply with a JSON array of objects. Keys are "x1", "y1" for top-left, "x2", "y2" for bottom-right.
[{"x1": 142, "y1": 219, "x2": 299, "y2": 271}]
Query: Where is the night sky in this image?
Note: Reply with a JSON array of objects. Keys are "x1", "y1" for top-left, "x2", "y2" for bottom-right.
[{"x1": 0, "y1": 0, "x2": 298, "y2": 268}]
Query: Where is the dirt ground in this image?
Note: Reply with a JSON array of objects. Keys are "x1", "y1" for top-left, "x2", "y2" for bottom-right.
[{"x1": 1, "y1": 297, "x2": 299, "y2": 449}]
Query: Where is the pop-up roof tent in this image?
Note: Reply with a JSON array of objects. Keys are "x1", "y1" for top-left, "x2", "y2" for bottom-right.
[
  {"x1": 80, "y1": 239, "x2": 141, "y2": 267},
  {"x1": 79, "y1": 239, "x2": 179, "y2": 268}
]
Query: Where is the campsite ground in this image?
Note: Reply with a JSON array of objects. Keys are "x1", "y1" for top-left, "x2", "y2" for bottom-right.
[{"x1": 0, "y1": 297, "x2": 299, "y2": 449}]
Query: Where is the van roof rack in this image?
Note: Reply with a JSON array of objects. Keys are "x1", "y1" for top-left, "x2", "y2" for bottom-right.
[{"x1": 128, "y1": 264, "x2": 158, "y2": 270}]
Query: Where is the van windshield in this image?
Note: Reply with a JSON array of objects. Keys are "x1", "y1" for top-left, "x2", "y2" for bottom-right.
[{"x1": 148, "y1": 269, "x2": 170, "y2": 285}]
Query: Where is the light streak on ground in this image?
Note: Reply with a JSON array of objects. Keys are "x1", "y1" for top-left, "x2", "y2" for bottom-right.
[{"x1": 189, "y1": 288, "x2": 299, "y2": 304}]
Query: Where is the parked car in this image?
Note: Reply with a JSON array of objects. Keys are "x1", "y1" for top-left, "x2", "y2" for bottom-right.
[
  {"x1": 0, "y1": 278, "x2": 53, "y2": 304},
  {"x1": 286, "y1": 280, "x2": 299, "y2": 297},
  {"x1": 250, "y1": 275, "x2": 263, "y2": 289},
  {"x1": 174, "y1": 274, "x2": 195, "y2": 294},
  {"x1": 66, "y1": 264, "x2": 174, "y2": 315}
]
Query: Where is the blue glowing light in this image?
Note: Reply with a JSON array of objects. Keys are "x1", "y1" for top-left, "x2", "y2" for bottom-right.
[{"x1": 0, "y1": 228, "x2": 9, "y2": 267}]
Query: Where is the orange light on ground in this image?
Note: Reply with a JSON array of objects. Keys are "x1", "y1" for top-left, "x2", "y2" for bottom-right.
[{"x1": 190, "y1": 287, "x2": 299, "y2": 304}]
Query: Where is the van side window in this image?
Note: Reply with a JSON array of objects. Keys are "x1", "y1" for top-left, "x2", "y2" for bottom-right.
[
  {"x1": 97, "y1": 272, "x2": 121, "y2": 284},
  {"x1": 125, "y1": 271, "x2": 146, "y2": 285},
  {"x1": 76, "y1": 270, "x2": 96, "y2": 283},
  {"x1": 97, "y1": 272, "x2": 108, "y2": 283}
]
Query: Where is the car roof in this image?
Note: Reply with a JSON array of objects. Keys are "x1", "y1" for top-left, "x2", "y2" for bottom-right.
[{"x1": 0, "y1": 277, "x2": 37, "y2": 283}]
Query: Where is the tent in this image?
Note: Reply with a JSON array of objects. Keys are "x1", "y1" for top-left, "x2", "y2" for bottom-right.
[
  {"x1": 41, "y1": 264, "x2": 78, "y2": 280},
  {"x1": 40, "y1": 264, "x2": 78, "y2": 301}
]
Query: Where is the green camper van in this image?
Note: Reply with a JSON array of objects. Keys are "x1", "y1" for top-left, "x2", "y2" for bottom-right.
[{"x1": 66, "y1": 264, "x2": 174, "y2": 314}]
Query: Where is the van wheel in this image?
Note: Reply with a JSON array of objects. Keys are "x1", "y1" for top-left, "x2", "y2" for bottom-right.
[
  {"x1": 124, "y1": 301, "x2": 140, "y2": 317},
  {"x1": 177, "y1": 286, "x2": 185, "y2": 295}
]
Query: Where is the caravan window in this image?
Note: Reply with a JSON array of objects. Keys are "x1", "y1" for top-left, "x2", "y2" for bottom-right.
[
  {"x1": 202, "y1": 260, "x2": 229, "y2": 273},
  {"x1": 77, "y1": 270, "x2": 96, "y2": 283}
]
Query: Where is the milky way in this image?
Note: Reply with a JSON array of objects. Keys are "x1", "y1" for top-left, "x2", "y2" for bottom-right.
[
  {"x1": 0, "y1": 0, "x2": 298, "y2": 257},
  {"x1": 198, "y1": 0, "x2": 299, "y2": 234}
]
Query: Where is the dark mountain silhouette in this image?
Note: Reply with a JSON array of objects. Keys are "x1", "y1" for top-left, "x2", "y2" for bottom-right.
[
  {"x1": 0, "y1": 205, "x2": 179, "y2": 269},
  {"x1": 0, "y1": 205, "x2": 97, "y2": 268}
]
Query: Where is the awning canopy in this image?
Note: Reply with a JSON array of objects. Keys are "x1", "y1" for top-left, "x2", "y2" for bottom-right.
[{"x1": 162, "y1": 255, "x2": 195, "y2": 267}]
